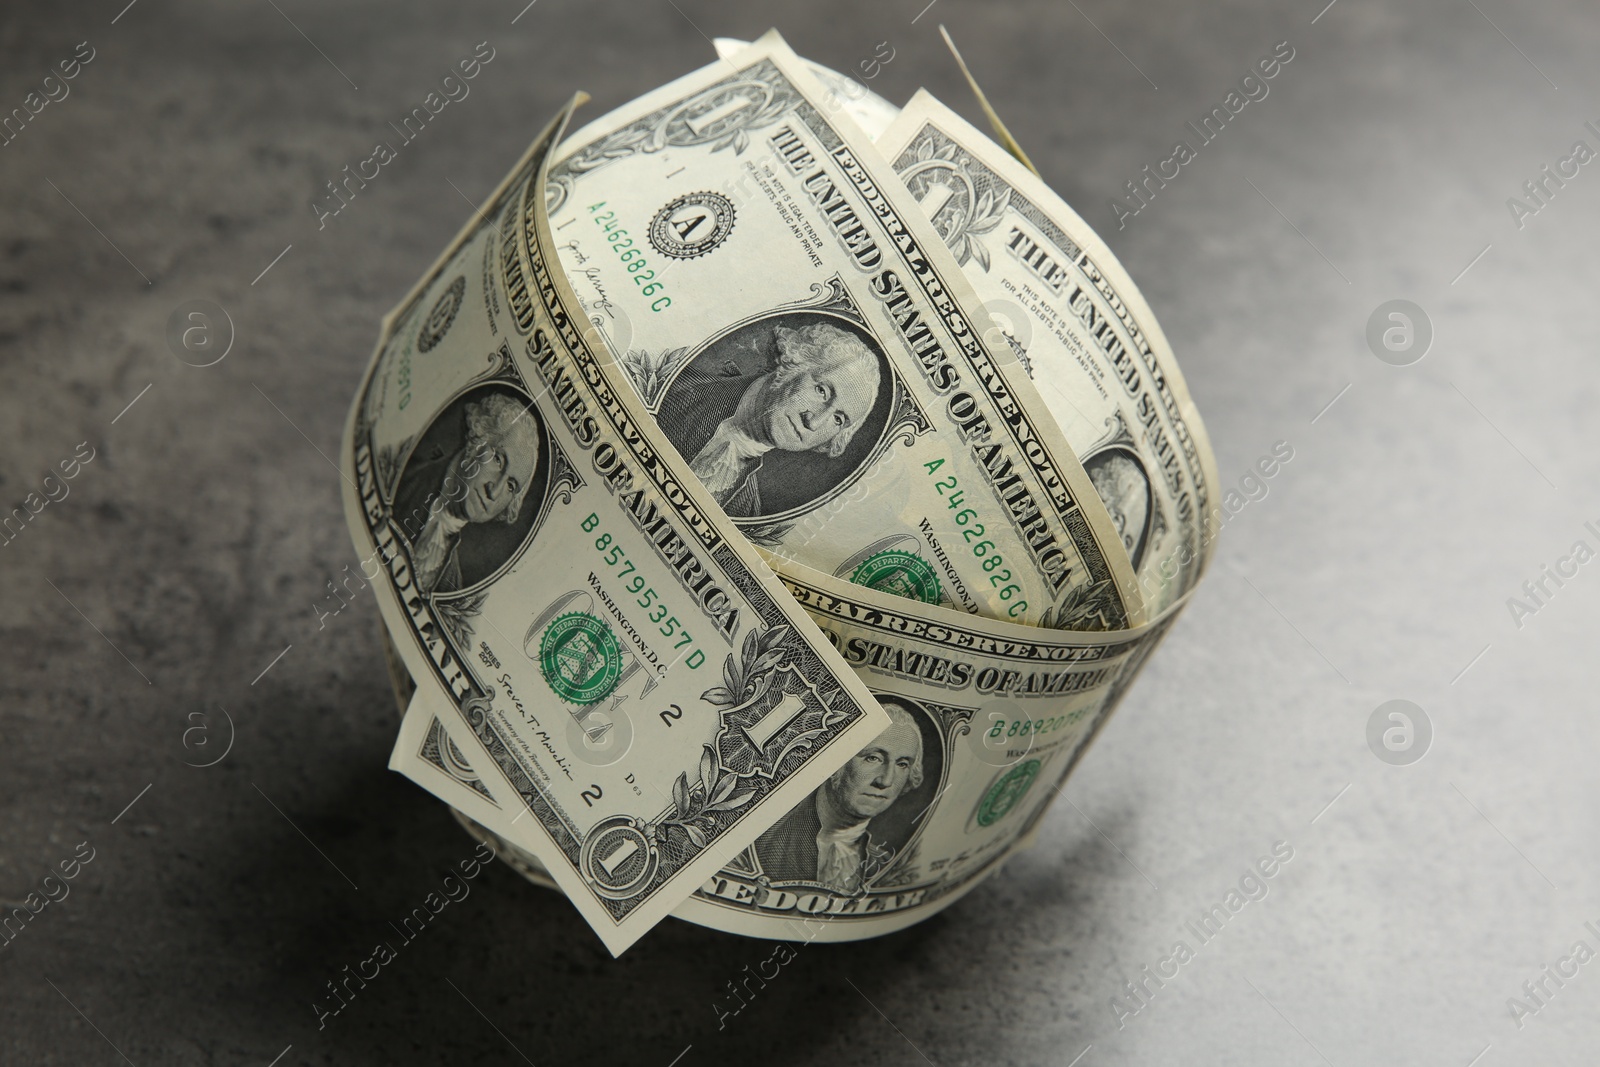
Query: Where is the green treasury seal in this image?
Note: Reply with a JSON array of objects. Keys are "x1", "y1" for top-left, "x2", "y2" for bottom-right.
[
  {"x1": 539, "y1": 612, "x2": 623, "y2": 705},
  {"x1": 850, "y1": 549, "x2": 941, "y2": 604},
  {"x1": 975, "y1": 759, "x2": 1041, "y2": 827}
]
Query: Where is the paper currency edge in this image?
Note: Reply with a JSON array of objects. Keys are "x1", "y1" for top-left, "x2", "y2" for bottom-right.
[
  {"x1": 342, "y1": 96, "x2": 898, "y2": 955},
  {"x1": 553, "y1": 29, "x2": 1150, "y2": 629},
  {"x1": 342, "y1": 35, "x2": 1217, "y2": 953},
  {"x1": 402, "y1": 572, "x2": 1192, "y2": 941},
  {"x1": 879, "y1": 90, "x2": 1225, "y2": 579}
]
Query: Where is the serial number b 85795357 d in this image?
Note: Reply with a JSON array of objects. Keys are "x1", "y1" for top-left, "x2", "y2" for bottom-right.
[{"x1": 580, "y1": 511, "x2": 704, "y2": 670}]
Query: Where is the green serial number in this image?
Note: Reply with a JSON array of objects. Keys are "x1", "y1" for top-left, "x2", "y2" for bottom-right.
[
  {"x1": 923, "y1": 458, "x2": 1027, "y2": 618},
  {"x1": 588, "y1": 202, "x2": 670, "y2": 312},
  {"x1": 986, "y1": 708, "x2": 1089, "y2": 739},
  {"x1": 580, "y1": 512, "x2": 703, "y2": 669}
]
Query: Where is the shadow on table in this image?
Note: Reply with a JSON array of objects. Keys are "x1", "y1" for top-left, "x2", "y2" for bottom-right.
[{"x1": 197, "y1": 740, "x2": 1117, "y2": 1067}]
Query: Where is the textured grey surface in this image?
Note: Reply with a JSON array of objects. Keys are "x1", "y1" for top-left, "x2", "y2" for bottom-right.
[{"x1": 2, "y1": 0, "x2": 1598, "y2": 1064}]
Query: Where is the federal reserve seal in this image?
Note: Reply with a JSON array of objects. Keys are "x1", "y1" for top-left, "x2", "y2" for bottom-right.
[
  {"x1": 539, "y1": 612, "x2": 623, "y2": 705},
  {"x1": 417, "y1": 274, "x2": 465, "y2": 353},
  {"x1": 648, "y1": 191, "x2": 735, "y2": 260},
  {"x1": 975, "y1": 759, "x2": 1041, "y2": 827},
  {"x1": 850, "y1": 549, "x2": 941, "y2": 604}
]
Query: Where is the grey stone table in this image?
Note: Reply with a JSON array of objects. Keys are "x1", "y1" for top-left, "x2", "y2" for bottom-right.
[{"x1": 3, "y1": 0, "x2": 1597, "y2": 1064}]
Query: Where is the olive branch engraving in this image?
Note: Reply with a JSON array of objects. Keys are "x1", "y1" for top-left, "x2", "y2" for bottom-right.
[
  {"x1": 1040, "y1": 578, "x2": 1115, "y2": 632},
  {"x1": 709, "y1": 126, "x2": 753, "y2": 155},
  {"x1": 374, "y1": 437, "x2": 412, "y2": 493},
  {"x1": 655, "y1": 744, "x2": 758, "y2": 850},
  {"x1": 739, "y1": 521, "x2": 794, "y2": 548},
  {"x1": 652, "y1": 625, "x2": 793, "y2": 850},
  {"x1": 620, "y1": 346, "x2": 690, "y2": 408},
  {"x1": 702, "y1": 623, "x2": 794, "y2": 710},
  {"x1": 556, "y1": 70, "x2": 799, "y2": 186},
  {"x1": 436, "y1": 590, "x2": 488, "y2": 646},
  {"x1": 911, "y1": 136, "x2": 1011, "y2": 271}
]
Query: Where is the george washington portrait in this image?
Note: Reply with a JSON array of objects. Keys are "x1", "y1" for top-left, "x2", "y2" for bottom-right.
[
  {"x1": 392, "y1": 385, "x2": 550, "y2": 594},
  {"x1": 1083, "y1": 446, "x2": 1154, "y2": 573},
  {"x1": 754, "y1": 700, "x2": 942, "y2": 893},
  {"x1": 655, "y1": 312, "x2": 894, "y2": 521}
]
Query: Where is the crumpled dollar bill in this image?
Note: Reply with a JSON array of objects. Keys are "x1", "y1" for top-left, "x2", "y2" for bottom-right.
[{"x1": 347, "y1": 29, "x2": 1216, "y2": 954}]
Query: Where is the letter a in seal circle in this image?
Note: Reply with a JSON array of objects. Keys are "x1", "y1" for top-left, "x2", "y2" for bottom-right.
[{"x1": 649, "y1": 192, "x2": 736, "y2": 259}]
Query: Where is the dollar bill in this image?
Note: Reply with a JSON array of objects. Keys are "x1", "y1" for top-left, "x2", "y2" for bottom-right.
[
  {"x1": 341, "y1": 99, "x2": 892, "y2": 955},
  {"x1": 545, "y1": 32, "x2": 1144, "y2": 631},
  {"x1": 712, "y1": 36, "x2": 901, "y2": 141},
  {"x1": 681, "y1": 562, "x2": 1184, "y2": 939},
  {"x1": 403, "y1": 560, "x2": 1184, "y2": 941},
  {"x1": 879, "y1": 91, "x2": 1222, "y2": 615}
]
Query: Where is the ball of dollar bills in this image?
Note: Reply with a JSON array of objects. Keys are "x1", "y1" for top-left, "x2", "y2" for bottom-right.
[{"x1": 355, "y1": 31, "x2": 1215, "y2": 953}]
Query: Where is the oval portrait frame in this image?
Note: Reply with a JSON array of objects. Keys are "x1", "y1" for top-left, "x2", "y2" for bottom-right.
[
  {"x1": 1081, "y1": 442, "x2": 1155, "y2": 574},
  {"x1": 653, "y1": 308, "x2": 899, "y2": 527},
  {"x1": 751, "y1": 694, "x2": 947, "y2": 891},
  {"x1": 389, "y1": 381, "x2": 555, "y2": 597}
]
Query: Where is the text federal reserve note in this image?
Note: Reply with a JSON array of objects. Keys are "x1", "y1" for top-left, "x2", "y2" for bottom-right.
[
  {"x1": 341, "y1": 99, "x2": 889, "y2": 954},
  {"x1": 406, "y1": 560, "x2": 1184, "y2": 941},
  {"x1": 546, "y1": 32, "x2": 1144, "y2": 630},
  {"x1": 880, "y1": 91, "x2": 1221, "y2": 616}
]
